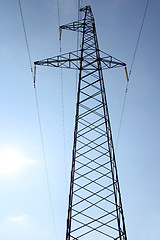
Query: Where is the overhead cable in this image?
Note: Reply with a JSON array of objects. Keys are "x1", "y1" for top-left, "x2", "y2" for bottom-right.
[
  {"x1": 115, "y1": 0, "x2": 150, "y2": 151},
  {"x1": 18, "y1": 1, "x2": 57, "y2": 239},
  {"x1": 56, "y1": 0, "x2": 68, "y2": 202},
  {"x1": 129, "y1": 0, "x2": 150, "y2": 77},
  {"x1": 18, "y1": 0, "x2": 33, "y2": 74}
]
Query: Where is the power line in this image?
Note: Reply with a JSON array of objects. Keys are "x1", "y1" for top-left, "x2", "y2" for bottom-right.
[
  {"x1": 18, "y1": 1, "x2": 57, "y2": 239},
  {"x1": 56, "y1": 0, "x2": 61, "y2": 29},
  {"x1": 18, "y1": 0, "x2": 33, "y2": 74},
  {"x1": 129, "y1": 0, "x2": 150, "y2": 77},
  {"x1": 115, "y1": 81, "x2": 128, "y2": 151},
  {"x1": 34, "y1": 88, "x2": 57, "y2": 240},
  {"x1": 115, "y1": 0, "x2": 150, "y2": 151},
  {"x1": 56, "y1": 0, "x2": 68, "y2": 203}
]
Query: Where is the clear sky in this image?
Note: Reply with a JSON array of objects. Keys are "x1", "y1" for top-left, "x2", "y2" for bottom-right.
[{"x1": 0, "y1": 0, "x2": 160, "y2": 239}]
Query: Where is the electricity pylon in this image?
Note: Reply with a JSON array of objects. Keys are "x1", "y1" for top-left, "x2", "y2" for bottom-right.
[{"x1": 34, "y1": 5, "x2": 127, "y2": 240}]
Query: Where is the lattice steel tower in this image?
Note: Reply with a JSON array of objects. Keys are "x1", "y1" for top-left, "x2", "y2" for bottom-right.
[{"x1": 34, "y1": 5, "x2": 127, "y2": 240}]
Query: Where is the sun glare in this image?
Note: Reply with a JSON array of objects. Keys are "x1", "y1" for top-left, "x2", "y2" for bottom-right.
[{"x1": 0, "y1": 148, "x2": 33, "y2": 176}]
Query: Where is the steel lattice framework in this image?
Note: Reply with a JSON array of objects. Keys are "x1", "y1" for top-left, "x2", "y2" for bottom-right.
[{"x1": 35, "y1": 5, "x2": 127, "y2": 240}]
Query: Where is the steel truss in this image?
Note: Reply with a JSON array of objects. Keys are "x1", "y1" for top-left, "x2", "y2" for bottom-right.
[{"x1": 35, "y1": 5, "x2": 127, "y2": 240}]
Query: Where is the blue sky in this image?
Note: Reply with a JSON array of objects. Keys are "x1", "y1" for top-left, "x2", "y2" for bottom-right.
[{"x1": 0, "y1": 0, "x2": 160, "y2": 239}]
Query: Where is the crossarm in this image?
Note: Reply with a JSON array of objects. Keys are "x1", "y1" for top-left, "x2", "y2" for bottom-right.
[
  {"x1": 60, "y1": 20, "x2": 84, "y2": 33},
  {"x1": 101, "y1": 58, "x2": 126, "y2": 69},
  {"x1": 34, "y1": 50, "x2": 126, "y2": 70},
  {"x1": 34, "y1": 51, "x2": 81, "y2": 69},
  {"x1": 99, "y1": 50, "x2": 126, "y2": 69}
]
